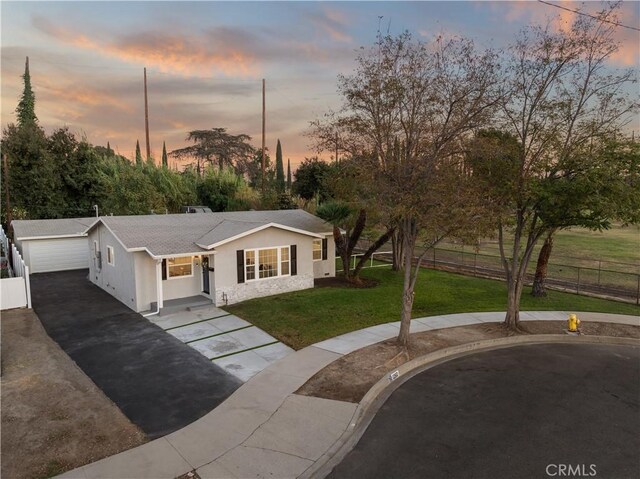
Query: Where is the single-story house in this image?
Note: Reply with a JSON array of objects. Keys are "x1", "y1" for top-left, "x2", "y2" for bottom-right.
[
  {"x1": 12, "y1": 217, "x2": 97, "y2": 273},
  {"x1": 84, "y1": 210, "x2": 335, "y2": 312}
]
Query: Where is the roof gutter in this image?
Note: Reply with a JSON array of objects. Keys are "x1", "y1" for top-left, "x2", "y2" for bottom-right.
[{"x1": 16, "y1": 233, "x2": 88, "y2": 241}]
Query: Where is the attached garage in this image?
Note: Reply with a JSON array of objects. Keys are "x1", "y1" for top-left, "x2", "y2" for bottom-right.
[{"x1": 12, "y1": 218, "x2": 96, "y2": 273}]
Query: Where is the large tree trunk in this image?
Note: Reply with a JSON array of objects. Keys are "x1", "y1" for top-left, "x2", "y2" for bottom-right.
[
  {"x1": 352, "y1": 227, "x2": 395, "y2": 279},
  {"x1": 504, "y1": 280, "x2": 521, "y2": 329},
  {"x1": 333, "y1": 225, "x2": 350, "y2": 280},
  {"x1": 531, "y1": 231, "x2": 555, "y2": 297},
  {"x1": 342, "y1": 210, "x2": 367, "y2": 283},
  {"x1": 397, "y1": 218, "x2": 418, "y2": 347},
  {"x1": 502, "y1": 219, "x2": 543, "y2": 331},
  {"x1": 391, "y1": 227, "x2": 404, "y2": 271}
]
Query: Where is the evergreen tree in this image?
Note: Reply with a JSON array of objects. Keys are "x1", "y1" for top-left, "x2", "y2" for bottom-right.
[
  {"x1": 106, "y1": 141, "x2": 113, "y2": 156},
  {"x1": 275, "y1": 139, "x2": 285, "y2": 192},
  {"x1": 16, "y1": 57, "x2": 37, "y2": 127},
  {"x1": 287, "y1": 159, "x2": 292, "y2": 191},
  {"x1": 2, "y1": 124, "x2": 61, "y2": 219},
  {"x1": 135, "y1": 140, "x2": 142, "y2": 166},
  {"x1": 162, "y1": 141, "x2": 168, "y2": 168}
]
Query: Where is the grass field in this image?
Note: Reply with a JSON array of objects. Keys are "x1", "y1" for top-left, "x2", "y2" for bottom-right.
[
  {"x1": 438, "y1": 224, "x2": 639, "y2": 273},
  {"x1": 227, "y1": 267, "x2": 639, "y2": 350}
]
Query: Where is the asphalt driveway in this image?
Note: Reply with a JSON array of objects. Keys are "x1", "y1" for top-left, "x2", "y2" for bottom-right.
[
  {"x1": 330, "y1": 343, "x2": 640, "y2": 479},
  {"x1": 30, "y1": 270, "x2": 242, "y2": 439}
]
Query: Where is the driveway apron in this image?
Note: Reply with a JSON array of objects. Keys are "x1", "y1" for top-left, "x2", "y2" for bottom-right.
[{"x1": 30, "y1": 270, "x2": 242, "y2": 439}]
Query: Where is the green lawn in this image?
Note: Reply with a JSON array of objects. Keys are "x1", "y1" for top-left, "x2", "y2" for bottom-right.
[
  {"x1": 439, "y1": 223, "x2": 639, "y2": 272},
  {"x1": 227, "y1": 267, "x2": 639, "y2": 350}
]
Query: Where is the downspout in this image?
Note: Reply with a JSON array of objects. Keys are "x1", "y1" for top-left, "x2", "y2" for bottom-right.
[{"x1": 143, "y1": 259, "x2": 164, "y2": 317}]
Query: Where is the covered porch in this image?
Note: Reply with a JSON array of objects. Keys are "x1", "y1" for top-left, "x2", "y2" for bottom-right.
[{"x1": 146, "y1": 253, "x2": 215, "y2": 315}]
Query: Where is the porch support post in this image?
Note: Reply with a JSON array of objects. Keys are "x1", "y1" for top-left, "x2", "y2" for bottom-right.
[{"x1": 156, "y1": 260, "x2": 164, "y2": 310}]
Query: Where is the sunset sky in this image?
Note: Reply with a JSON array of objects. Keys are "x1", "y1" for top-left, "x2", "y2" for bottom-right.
[{"x1": 2, "y1": 1, "x2": 638, "y2": 169}]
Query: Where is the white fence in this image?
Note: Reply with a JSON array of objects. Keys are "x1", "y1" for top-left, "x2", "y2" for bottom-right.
[
  {"x1": 0, "y1": 225, "x2": 8, "y2": 255},
  {"x1": 337, "y1": 251, "x2": 393, "y2": 272},
  {"x1": 1, "y1": 226, "x2": 31, "y2": 310}
]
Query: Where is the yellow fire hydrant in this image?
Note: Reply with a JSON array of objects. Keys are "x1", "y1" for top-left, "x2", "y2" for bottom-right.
[{"x1": 568, "y1": 314, "x2": 581, "y2": 333}]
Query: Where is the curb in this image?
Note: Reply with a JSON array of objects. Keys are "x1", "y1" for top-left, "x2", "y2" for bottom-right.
[{"x1": 302, "y1": 334, "x2": 640, "y2": 479}]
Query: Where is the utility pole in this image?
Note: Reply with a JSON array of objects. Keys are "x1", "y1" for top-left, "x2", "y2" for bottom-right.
[
  {"x1": 335, "y1": 131, "x2": 339, "y2": 164},
  {"x1": 261, "y1": 78, "x2": 266, "y2": 194},
  {"x1": 3, "y1": 154, "x2": 12, "y2": 228},
  {"x1": 144, "y1": 67, "x2": 151, "y2": 162}
]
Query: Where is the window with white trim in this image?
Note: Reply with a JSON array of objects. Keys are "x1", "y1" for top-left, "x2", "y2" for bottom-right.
[
  {"x1": 280, "y1": 247, "x2": 290, "y2": 275},
  {"x1": 312, "y1": 239, "x2": 322, "y2": 261},
  {"x1": 245, "y1": 250, "x2": 256, "y2": 281},
  {"x1": 244, "y1": 246, "x2": 290, "y2": 281},
  {"x1": 106, "y1": 246, "x2": 115, "y2": 266},
  {"x1": 167, "y1": 256, "x2": 193, "y2": 278}
]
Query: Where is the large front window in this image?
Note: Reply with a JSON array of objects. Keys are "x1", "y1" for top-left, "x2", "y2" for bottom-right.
[
  {"x1": 245, "y1": 247, "x2": 290, "y2": 281},
  {"x1": 167, "y1": 256, "x2": 193, "y2": 278}
]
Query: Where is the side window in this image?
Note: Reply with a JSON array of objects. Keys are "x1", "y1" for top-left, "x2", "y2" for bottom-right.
[
  {"x1": 106, "y1": 246, "x2": 115, "y2": 266},
  {"x1": 312, "y1": 239, "x2": 322, "y2": 261}
]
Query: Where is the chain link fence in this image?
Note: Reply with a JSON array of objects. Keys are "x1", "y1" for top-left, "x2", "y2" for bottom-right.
[{"x1": 355, "y1": 239, "x2": 640, "y2": 305}]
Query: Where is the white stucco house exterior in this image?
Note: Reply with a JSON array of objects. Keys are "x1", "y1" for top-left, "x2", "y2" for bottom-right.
[{"x1": 84, "y1": 210, "x2": 335, "y2": 312}]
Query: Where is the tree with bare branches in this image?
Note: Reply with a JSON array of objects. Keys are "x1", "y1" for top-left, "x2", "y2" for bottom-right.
[
  {"x1": 490, "y1": 5, "x2": 638, "y2": 329},
  {"x1": 315, "y1": 32, "x2": 500, "y2": 346}
]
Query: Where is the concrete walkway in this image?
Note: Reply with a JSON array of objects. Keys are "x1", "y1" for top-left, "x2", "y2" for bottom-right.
[
  {"x1": 57, "y1": 311, "x2": 639, "y2": 479},
  {"x1": 149, "y1": 306, "x2": 294, "y2": 382}
]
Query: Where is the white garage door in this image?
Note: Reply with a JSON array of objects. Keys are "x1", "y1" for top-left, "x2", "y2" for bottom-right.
[{"x1": 27, "y1": 238, "x2": 89, "y2": 273}]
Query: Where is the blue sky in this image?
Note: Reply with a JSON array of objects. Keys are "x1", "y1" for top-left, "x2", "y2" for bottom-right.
[{"x1": 2, "y1": 1, "x2": 638, "y2": 167}]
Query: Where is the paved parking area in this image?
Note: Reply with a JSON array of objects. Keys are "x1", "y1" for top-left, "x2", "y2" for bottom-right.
[
  {"x1": 150, "y1": 308, "x2": 294, "y2": 382},
  {"x1": 30, "y1": 270, "x2": 242, "y2": 439},
  {"x1": 329, "y1": 343, "x2": 640, "y2": 479}
]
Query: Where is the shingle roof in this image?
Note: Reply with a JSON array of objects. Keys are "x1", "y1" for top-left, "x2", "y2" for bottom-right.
[
  {"x1": 12, "y1": 217, "x2": 96, "y2": 240},
  {"x1": 195, "y1": 220, "x2": 268, "y2": 249},
  {"x1": 90, "y1": 210, "x2": 332, "y2": 257}
]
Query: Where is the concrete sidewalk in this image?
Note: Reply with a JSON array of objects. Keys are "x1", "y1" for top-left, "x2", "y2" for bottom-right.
[{"x1": 57, "y1": 311, "x2": 639, "y2": 479}]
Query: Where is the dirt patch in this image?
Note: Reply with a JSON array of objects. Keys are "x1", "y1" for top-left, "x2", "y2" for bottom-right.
[
  {"x1": 296, "y1": 321, "x2": 640, "y2": 404},
  {"x1": 1, "y1": 309, "x2": 147, "y2": 479},
  {"x1": 314, "y1": 276, "x2": 379, "y2": 289}
]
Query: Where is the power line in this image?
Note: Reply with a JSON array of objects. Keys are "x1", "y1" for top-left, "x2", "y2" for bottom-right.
[{"x1": 537, "y1": 0, "x2": 640, "y2": 32}]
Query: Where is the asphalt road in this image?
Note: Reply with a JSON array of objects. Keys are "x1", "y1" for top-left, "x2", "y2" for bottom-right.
[
  {"x1": 329, "y1": 343, "x2": 640, "y2": 479},
  {"x1": 30, "y1": 270, "x2": 241, "y2": 439}
]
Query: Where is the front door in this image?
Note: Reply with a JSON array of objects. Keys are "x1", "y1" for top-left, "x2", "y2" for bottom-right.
[{"x1": 202, "y1": 256, "x2": 210, "y2": 294}]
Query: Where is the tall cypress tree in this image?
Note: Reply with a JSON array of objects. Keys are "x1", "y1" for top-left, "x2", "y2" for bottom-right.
[
  {"x1": 16, "y1": 57, "x2": 37, "y2": 127},
  {"x1": 275, "y1": 139, "x2": 285, "y2": 191},
  {"x1": 106, "y1": 141, "x2": 113, "y2": 156},
  {"x1": 135, "y1": 140, "x2": 142, "y2": 166},
  {"x1": 286, "y1": 159, "x2": 292, "y2": 191},
  {"x1": 162, "y1": 141, "x2": 168, "y2": 168}
]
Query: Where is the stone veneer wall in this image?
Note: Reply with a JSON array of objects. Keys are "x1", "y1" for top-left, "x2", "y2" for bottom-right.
[{"x1": 215, "y1": 273, "x2": 314, "y2": 307}]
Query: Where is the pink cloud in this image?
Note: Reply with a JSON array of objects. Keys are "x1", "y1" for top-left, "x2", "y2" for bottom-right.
[
  {"x1": 484, "y1": 1, "x2": 638, "y2": 66},
  {"x1": 32, "y1": 16, "x2": 259, "y2": 78},
  {"x1": 42, "y1": 84, "x2": 133, "y2": 113},
  {"x1": 310, "y1": 8, "x2": 353, "y2": 43}
]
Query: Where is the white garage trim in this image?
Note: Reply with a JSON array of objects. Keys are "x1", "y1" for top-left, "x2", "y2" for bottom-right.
[
  {"x1": 15, "y1": 233, "x2": 90, "y2": 241},
  {"x1": 24, "y1": 237, "x2": 89, "y2": 273}
]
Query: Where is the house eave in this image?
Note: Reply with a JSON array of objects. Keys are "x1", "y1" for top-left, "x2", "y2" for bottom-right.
[
  {"x1": 16, "y1": 233, "x2": 87, "y2": 241},
  {"x1": 196, "y1": 222, "x2": 324, "y2": 250},
  {"x1": 149, "y1": 251, "x2": 216, "y2": 260}
]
